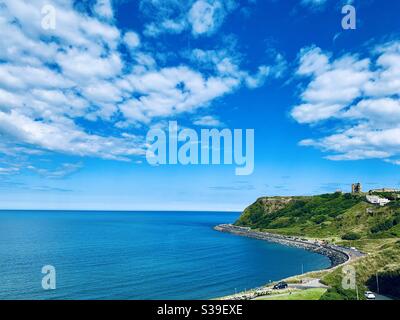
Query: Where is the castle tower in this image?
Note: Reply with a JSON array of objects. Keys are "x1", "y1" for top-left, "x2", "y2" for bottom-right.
[{"x1": 352, "y1": 183, "x2": 362, "y2": 194}]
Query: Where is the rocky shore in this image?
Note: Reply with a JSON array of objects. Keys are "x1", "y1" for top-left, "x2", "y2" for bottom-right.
[{"x1": 214, "y1": 224, "x2": 360, "y2": 268}]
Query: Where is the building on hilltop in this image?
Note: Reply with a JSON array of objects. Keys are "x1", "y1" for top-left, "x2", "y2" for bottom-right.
[
  {"x1": 351, "y1": 183, "x2": 362, "y2": 194},
  {"x1": 366, "y1": 195, "x2": 390, "y2": 207}
]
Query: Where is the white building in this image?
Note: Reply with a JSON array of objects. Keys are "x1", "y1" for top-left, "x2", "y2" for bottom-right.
[{"x1": 366, "y1": 195, "x2": 391, "y2": 207}]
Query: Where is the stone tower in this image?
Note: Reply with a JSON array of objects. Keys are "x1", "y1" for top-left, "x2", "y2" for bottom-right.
[{"x1": 352, "y1": 183, "x2": 362, "y2": 194}]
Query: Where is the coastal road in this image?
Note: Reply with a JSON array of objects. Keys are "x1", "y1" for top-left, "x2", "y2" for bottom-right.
[
  {"x1": 289, "y1": 278, "x2": 328, "y2": 290},
  {"x1": 373, "y1": 293, "x2": 393, "y2": 301}
]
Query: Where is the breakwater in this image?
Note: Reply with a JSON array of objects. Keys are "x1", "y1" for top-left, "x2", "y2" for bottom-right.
[{"x1": 214, "y1": 224, "x2": 353, "y2": 268}]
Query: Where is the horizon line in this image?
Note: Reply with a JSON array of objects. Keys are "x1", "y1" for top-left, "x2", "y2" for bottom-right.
[{"x1": 0, "y1": 209, "x2": 242, "y2": 213}]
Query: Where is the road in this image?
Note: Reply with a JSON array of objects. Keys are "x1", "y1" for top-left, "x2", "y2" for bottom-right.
[
  {"x1": 289, "y1": 278, "x2": 328, "y2": 290},
  {"x1": 373, "y1": 292, "x2": 393, "y2": 300}
]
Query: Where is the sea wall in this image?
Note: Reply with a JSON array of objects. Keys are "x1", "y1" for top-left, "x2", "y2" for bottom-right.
[{"x1": 214, "y1": 224, "x2": 350, "y2": 268}]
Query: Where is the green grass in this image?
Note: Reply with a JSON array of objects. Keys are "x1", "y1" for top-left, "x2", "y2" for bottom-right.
[
  {"x1": 236, "y1": 192, "x2": 400, "y2": 239},
  {"x1": 389, "y1": 224, "x2": 400, "y2": 237},
  {"x1": 256, "y1": 288, "x2": 327, "y2": 300}
]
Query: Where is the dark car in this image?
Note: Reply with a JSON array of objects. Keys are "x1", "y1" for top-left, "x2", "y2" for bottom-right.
[{"x1": 273, "y1": 282, "x2": 288, "y2": 290}]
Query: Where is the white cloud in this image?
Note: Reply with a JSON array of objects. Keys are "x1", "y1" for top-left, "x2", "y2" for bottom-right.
[
  {"x1": 292, "y1": 49, "x2": 371, "y2": 124},
  {"x1": 188, "y1": 46, "x2": 285, "y2": 90},
  {"x1": 120, "y1": 66, "x2": 241, "y2": 121},
  {"x1": 193, "y1": 116, "x2": 224, "y2": 127},
  {"x1": 189, "y1": 0, "x2": 220, "y2": 35},
  {"x1": 140, "y1": 0, "x2": 191, "y2": 37},
  {"x1": 27, "y1": 162, "x2": 83, "y2": 179},
  {"x1": 301, "y1": 0, "x2": 328, "y2": 9},
  {"x1": 291, "y1": 103, "x2": 343, "y2": 124},
  {"x1": 364, "y1": 42, "x2": 400, "y2": 97},
  {"x1": 293, "y1": 41, "x2": 400, "y2": 164},
  {"x1": 297, "y1": 47, "x2": 330, "y2": 76},
  {"x1": 0, "y1": 0, "x2": 273, "y2": 163},
  {"x1": 123, "y1": 31, "x2": 141, "y2": 49},
  {"x1": 345, "y1": 98, "x2": 400, "y2": 126},
  {"x1": 0, "y1": 167, "x2": 20, "y2": 175},
  {"x1": 141, "y1": 0, "x2": 236, "y2": 37},
  {"x1": 385, "y1": 159, "x2": 400, "y2": 166},
  {"x1": 94, "y1": 0, "x2": 114, "y2": 20},
  {"x1": 189, "y1": 0, "x2": 237, "y2": 36},
  {"x1": 0, "y1": 110, "x2": 144, "y2": 160},
  {"x1": 56, "y1": 49, "x2": 123, "y2": 81}
]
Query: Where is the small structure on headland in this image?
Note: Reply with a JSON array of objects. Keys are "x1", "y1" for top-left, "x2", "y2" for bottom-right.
[
  {"x1": 350, "y1": 182, "x2": 397, "y2": 206},
  {"x1": 366, "y1": 195, "x2": 390, "y2": 207},
  {"x1": 351, "y1": 183, "x2": 362, "y2": 194}
]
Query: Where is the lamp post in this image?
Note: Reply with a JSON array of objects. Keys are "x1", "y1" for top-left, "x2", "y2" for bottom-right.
[{"x1": 376, "y1": 273, "x2": 380, "y2": 294}]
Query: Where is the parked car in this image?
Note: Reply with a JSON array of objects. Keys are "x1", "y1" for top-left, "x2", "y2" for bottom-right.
[
  {"x1": 364, "y1": 291, "x2": 376, "y2": 300},
  {"x1": 273, "y1": 282, "x2": 288, "y2": 290}
]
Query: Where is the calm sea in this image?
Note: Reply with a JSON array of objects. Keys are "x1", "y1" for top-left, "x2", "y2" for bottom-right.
[{"x1": 0, "y1": 211, "x2": 330, "y2": 300}]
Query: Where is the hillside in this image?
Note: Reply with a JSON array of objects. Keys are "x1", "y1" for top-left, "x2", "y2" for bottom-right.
[
  {"x1": 235, "y1": 192, "x2": 400, "y2": 239},
  {"x1": 235, "y1": 192, "x2": 400, "y2": 299}
]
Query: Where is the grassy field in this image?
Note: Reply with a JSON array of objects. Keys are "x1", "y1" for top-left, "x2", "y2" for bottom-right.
[{"x1": 256, "y1": 288, "x2": 327, "y2": 300}]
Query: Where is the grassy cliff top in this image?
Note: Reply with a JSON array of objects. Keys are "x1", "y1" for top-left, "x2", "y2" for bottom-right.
[{"x1": 235, "y1": 192, "x2": 400, "y2": 240}]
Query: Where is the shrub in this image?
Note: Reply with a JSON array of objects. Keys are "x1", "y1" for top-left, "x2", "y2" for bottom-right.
[
  {"x1": 344, "y1": 193, "x2": 352, "y2": 200},
  {"x1": 342, "y1": 232, "x2": 361, "y2": 240},
  {"x1": 371, "y1": 219, "x2": 395, "y2": 234},
  {"x1": 312, "y1": 214, "x2": 328, "y2": 224},
  {"x1": 320, "y1": 287, "x2": 360, "y2": 300},
  {"x1": 393, "y1": 213, "x2": 400, "y2": 225}
]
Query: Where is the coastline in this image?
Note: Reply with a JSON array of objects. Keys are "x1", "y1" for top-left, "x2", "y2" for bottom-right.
[
  {"x1": 214, "y1": 224, "x2": 365, "y2": 268},
  {"x1": 214, "y1": 224, "x2": 366, "y2": 299}
]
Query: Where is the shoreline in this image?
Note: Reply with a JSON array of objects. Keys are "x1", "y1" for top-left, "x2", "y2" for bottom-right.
[
  {"x1": 214, "y1": 224, "x2": 365, "y2": 300},
  {"x1": 214, "y1": 224, "x2": 365, "y2": 268}
]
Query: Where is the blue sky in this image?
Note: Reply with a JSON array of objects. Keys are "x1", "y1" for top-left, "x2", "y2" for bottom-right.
[{"x1": 0, "y1": 0, "x2": 400, "y2": 211}]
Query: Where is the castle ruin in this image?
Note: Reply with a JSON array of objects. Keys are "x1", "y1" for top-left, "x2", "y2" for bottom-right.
[{"x1": 351, "y1": 183, "x2": 362, "y2": 194}]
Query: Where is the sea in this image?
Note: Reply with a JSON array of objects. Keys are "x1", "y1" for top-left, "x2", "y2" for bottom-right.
[{"x1": 0, "y1": 210, "x2": 331, "y2": 300}]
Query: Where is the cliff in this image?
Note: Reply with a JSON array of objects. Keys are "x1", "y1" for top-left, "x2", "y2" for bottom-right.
[{"x1": 235, "y1": 192, "x2": 400, "y2": 239}]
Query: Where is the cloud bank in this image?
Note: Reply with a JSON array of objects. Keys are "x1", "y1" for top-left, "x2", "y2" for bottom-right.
[
  {"x1": 0, "y1": 0, "x2": 277, "y2": 164},
  {"x1": 292, "y1": 41, "x2": 400, "y2": 163}
]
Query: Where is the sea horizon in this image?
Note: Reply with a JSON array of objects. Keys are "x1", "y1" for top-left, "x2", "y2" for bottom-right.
[{"x1": 0, "y1": 209, "x2": 242, "y2": 213}]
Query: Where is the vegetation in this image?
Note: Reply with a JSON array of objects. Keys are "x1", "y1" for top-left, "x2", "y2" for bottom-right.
[
  {"x1": 342, "y1": 232, "x2": 361, "y2": 240},
  {"x1": 320, "y1": 240, "x2": 400, "y2": 299},
  {"x1": 235, "y1": 192, "x2": 400, "y2": 300},
  {"x1": 236, "y1": 192, "x2": 400, "y2": 240},
  {"x1": 319, "y1": 287, "x2": 359, "y2": 300},
  {"x1": 257, "y1": 288, "x2": 327, "y2": 300},
  {"x1": 370, "y1": 213, "x2": 400, "y2": 234}
]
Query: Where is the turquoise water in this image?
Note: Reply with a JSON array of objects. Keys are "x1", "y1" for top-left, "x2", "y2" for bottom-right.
[{"x1": 0, "y1": 211, "x2": 330, "y2": 300}]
